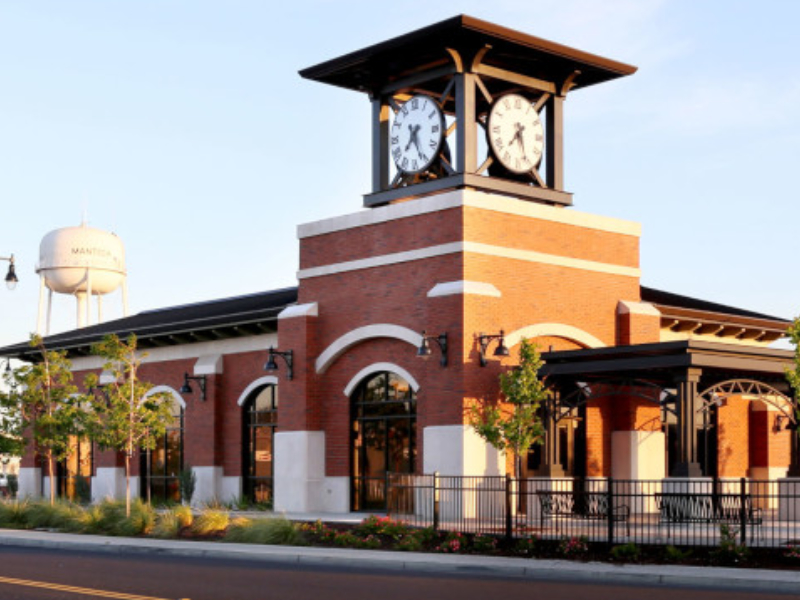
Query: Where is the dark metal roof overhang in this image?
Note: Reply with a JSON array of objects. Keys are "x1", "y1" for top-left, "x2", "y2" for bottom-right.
[
  {"x1": 300, "y1": 14, "x2": 637, "y2": 99},
  {"x1": 0, "y1": 287, "x2": 299, "y2": 361},
  {"x1": 542, "y1": 340, "x2": 793, "y2": 389}
]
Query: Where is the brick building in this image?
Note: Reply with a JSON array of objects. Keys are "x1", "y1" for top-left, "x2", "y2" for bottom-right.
[{"x1": 0, "y1": 16, "x2": 795, "y2": 513}]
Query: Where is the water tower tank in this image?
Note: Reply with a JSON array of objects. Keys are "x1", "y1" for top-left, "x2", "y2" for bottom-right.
[{"x1": 35, "y1": 222, "x2": 129, "y2": 333}]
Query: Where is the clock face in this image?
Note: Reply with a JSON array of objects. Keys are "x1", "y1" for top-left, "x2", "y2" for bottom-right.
[
  {"x1": 487, "y1": 93, "x2": 544, "y2": 174},
  {"x1": 390, "y1": 94, "x2": 444, "y2": 174}
]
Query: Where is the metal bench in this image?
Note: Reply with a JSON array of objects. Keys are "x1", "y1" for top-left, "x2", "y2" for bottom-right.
[
  {"x1": 536, "y1": 490, "x2": 630, "y2": 535},
  {"x1": 654, "y1": 492, "x2": 762, "y2": 537}
]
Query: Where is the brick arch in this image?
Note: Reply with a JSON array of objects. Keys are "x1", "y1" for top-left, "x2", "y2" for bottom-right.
[
  {"x1": 342, "y1": 362, "x2": 421, "y2": 397},
  {"x1": 236, "y1": 376, "x2": 280, "y2": 407},
  {"x1": 505, "y1": 323, "x2": 605, "y2": 350},
  {"x1": 315, "y1": 324, "x2": 423, "y2": 374}
]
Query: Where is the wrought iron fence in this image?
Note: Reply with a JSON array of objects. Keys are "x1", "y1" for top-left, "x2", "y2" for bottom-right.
[{"x1": 386, "y1": 473, "x2": 800, "y2": 548}]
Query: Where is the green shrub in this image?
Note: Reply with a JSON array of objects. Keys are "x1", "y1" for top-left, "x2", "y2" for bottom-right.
[
  {"x1": 472, "y1": 534, "x2": 498, "y2": 553},
  {"x1": 354, "y1": 515, "x2": 411, "y2": 540},
  {"x1": 25, "y1": 500, "x2": 82, "y2": 531},
  {"x1": 225, "y1": 517, "x2": 304, "y2": 545},
  {"x1": 116, "y1": 500, "x2": 156, "y2": 536},
  {"x1": 174, "y1": 504, "x2": 193, "y2": 529},
  {"x1": 151, "y1": 510, "x2": 181, "y2": 539},
  {"x1": 515, "y1": 535, "x2": 537, "y2": 557},
  {"x1": 0, "y1": 499, "x2": 31, "y2": 529},
  {"x1": 610, "y1": 542, "x2": 640, "y2": 562},
  {"x1": 178, "y1": 469, "x2": 196, "y2": 505},
  {"x1": 558, "y1": 535, "x2": 589, "y2": 559},
  {"x1": 192, "y1": 508, "x2": 230, "y2": 536},
  {"x1": 332, "y1": 531, "x2": 358, "y2": 547},
  {"x1": 435, "y1": 531, "x2": 466, "y2": 553},
  {"x1": 395, "y1": 534, "x2": 423, "y2": 552},
  {"x1": 663, "y1": 545, "x2": 692, "y2": 563},
  {"x1": 711, "y1": 524, "x2": 749, "y2": 565},
  {"x1": 7, "y1": 475, "x2": 18, "y2": 499},
  {"x1": 353, "y1": 534, "x2": 381, "y2": 549}
]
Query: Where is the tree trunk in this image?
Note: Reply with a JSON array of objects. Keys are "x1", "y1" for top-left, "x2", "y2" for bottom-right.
[
  {"x1": 47, "y1": 451, "x2": 55, "y2": 506},
  {"x1": 125, "y1": 453, "x2": 131, "y2": 518}
]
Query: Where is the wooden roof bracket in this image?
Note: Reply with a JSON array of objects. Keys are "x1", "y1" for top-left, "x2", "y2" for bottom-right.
[{"x1": 560, "y1": 70, "x2": 581, "y2": 96}]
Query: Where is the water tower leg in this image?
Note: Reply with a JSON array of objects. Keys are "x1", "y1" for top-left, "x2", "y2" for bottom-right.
[
  {"x1": 86, "y1": 269, "x2": 93, "y2": 327},
  {"x1": 76, "y1": 293, "x2": 87, "y2": 328},
  {"x1": 97, "y1": 295, "x2": 104, "y2": 324},
  {"x1": 121, "y1": 278, "x2": 129, "y2": 317},
  {"x1": 46, "y1": 288, "x2": 53, "y2": 335},
  {"x1": 36, "y1": 276, "x2": 47, "y2": 335}
]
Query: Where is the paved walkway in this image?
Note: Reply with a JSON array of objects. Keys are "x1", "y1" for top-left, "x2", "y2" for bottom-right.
[{"x1": 0, "y1": 527, "x2": 797, "y2": 594}]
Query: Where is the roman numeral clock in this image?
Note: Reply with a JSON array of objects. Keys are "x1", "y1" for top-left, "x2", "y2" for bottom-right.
[{"x1": 301, "y1": 15, "x2": 636, "y2": 208}]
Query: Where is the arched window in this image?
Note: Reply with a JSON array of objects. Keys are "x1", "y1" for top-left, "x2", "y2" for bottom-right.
[
  {"x1": 242, "y1": 384, "x2": 278, "y2": 505},
  {"x1": 351, "y1": 371, "x2": 416, "y2": 511},
  {"x1": 141, "y1": 398, "x2": 183, "y2": 504}
]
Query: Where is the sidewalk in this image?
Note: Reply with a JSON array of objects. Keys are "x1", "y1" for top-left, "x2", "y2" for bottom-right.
[{"x1": 0, "y1": 527, "x2": 798, "y2": 594}]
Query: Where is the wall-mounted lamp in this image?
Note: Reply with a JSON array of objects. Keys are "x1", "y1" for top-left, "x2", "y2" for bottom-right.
[
  {"x1": 477, "y1": 330, "x2": 510, "y2": 367},
  {"x1": 416, "y1": 331, "x2": 448, "y2": 367},
  {"x1": 179, "y1": 372, "x2": 207, "y2": 401},
  {"x1": 264, "y1": 347, "x2": 293, "y2": 380},
  {"x1": 1, "y1": 255, "x2": 18, "y2": 290},
  {"x1": 775, "y1": 414, "x2": 789, "y2": 433}
]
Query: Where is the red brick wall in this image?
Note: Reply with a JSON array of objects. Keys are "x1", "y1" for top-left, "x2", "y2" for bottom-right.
[
  {"x1": 718, "y1": 396, "x2": 750, "y2": 478},
  {"x1": 294, "y1": 197, "x2": 642, "y2": 478}
]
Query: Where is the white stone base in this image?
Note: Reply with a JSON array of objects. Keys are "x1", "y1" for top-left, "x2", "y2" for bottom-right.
[
  {"x1": 421, "y1": 425, "x2": 505, "y2": 521},
  {"x1": 274, "y1": 431, "x2": 325, "y2": 513},
  {"x1": 778, "y1": 478, "x2": 800, "y2": 520},
  {"x1": 192, "y1": 466, "x2": 222, "y2": 507},
  {"x1": 220, "y1": 476, "x2": 242, "y2": 504},
  {"x1": 423, "y1": 425, "x2": 504, "y2": 476},
  {"x1": 320, "y1": 476, "x2": 349, "y2": 513},
  {"x1": 612, "y1": 430, "x2": 666, "y2": 514},
  {"x1": 43, "y1": 476, "x2": 54, "y2": 501},
  {"x1": 18, "y1": 468, "x2": 41, "y2": 499},
  {"x1": 92, "y1": 467, "x2": 126, "y2": 503}
]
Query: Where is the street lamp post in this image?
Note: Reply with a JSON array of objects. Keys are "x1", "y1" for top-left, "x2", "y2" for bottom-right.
[{"x1": 0, "y1": 255, "x2": 18, "y2": 290}]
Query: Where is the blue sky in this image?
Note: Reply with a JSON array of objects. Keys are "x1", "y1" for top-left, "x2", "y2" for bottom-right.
[{"x1": 1, "y1": 0, "x2": 798, "y2": 348}]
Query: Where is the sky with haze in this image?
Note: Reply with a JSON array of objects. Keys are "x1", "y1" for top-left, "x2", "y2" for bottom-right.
[{"x1": 0, "y1": 0, "x2": 798, "y2": 350}]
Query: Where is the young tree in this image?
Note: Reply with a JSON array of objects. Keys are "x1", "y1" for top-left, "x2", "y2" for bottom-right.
[
  {"x1": 786, "y1": 318, "x2": 800, "y2": 470},
  {"x1": 0, "y1": 335, "x2": 85, "y2": 505},
  {"x1": 787, "y1": 317, "x2": 800, "y2": 401},
  {"x1": 469, "y1": 338, "x2": 547, "y2": 478},
  {"x1": 85, "y1": 334, "x2": 174, "y2": 517}
]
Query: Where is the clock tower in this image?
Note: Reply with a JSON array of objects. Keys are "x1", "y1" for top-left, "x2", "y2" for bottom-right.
[
  {"x1": 301, "y1": 15, "x2": 636, "y2": 207},
  {"x1": 275, "y1": 16, "x2": 642, "y2": 512}
]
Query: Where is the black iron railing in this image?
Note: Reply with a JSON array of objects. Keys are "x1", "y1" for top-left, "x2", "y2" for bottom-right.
[{"x1": 386, "y1": 473, "x2": 800, "y2": 548}]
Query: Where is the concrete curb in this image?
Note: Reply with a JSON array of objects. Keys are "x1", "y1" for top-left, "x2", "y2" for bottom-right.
[{"x1": 0, "y1": 529, "x2": 798, "y2": 594}]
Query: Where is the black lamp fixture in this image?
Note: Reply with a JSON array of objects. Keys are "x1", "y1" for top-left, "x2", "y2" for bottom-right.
[
  {"x1": 416, "y1": 331, "x2": 448, "y2": 367},
  {"x1": 775, "y1": 414, "x2": 789, "y2": 433},
  {"x1": 264, "y1": 347, "x2": 293, "y2": 380},
  {"x1": 179, "y1": 372, "x2": 207, "y2": 401},
  {"x1": 2, "y1": 255, "x2": 17, "y2": 291},
  {"x1": 477, "y1": 330, "x2": 510, "y2": 367}
]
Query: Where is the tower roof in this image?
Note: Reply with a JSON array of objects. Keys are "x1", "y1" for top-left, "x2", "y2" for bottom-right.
[{"x1": 300, "y1": 14, "x2": 637, "y2": 96}]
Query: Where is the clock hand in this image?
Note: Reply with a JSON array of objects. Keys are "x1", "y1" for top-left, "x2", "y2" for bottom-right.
[{"x1": 405, "y1": 124, "x2": 421, "y2": 151}]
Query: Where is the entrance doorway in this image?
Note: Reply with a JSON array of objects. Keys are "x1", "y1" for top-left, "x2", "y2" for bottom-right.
[{"x1": 351, "y1": 371, "x2": 416, "y2": 511}]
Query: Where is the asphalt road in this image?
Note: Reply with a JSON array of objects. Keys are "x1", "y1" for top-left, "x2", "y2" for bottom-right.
[{"x1": 0, "y1": 546, "x2": 795, "y2": 600}]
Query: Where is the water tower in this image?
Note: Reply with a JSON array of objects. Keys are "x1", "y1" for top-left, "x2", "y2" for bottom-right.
[{"x1": 36, "y1": 222, "x2": 128, "y2": 334}]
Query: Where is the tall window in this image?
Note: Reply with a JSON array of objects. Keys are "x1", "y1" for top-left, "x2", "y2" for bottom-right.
[
  {"x1": 141, "y1": 398, "x2": 183, "y2": 504},
  {"x1": 351, "y1": 371, "x2": 416, "y2": 511},
  {"x1": 57, "y1": 436, "x2": 92, "y2": 503},
  {"x1": 242, "y1": 384, "x2": 278, "y2": 505}
]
